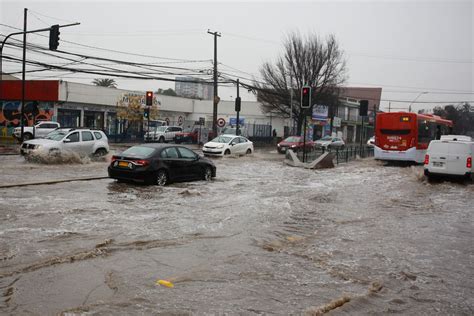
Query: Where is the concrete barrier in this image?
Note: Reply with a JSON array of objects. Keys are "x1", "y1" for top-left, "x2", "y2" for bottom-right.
[{"x1": 284, "y1": 150, "x2": 335, "y2": 169}]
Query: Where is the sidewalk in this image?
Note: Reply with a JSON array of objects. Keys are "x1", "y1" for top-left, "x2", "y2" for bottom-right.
[{"x1": 0, "y1": 143, "x2": 19, "y2": 155}]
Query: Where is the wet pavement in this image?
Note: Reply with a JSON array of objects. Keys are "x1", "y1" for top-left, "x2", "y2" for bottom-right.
[{"x1": 0, "y1": 150, "x2": 473, "y2": 315}]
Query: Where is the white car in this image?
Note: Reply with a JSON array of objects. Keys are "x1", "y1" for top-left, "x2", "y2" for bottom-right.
[
  {"x1": 13, "y1": 121, "x2": 60, "y2": 141},
  {"x1": 20, "y1": 128, "x2": 109, "y2": 159},
  {"x1": 202, "y1": 134, "x2": 254, "y2": 156},
  {"x1": 367, "y1": 136, "x2": 375, "y2": 147},
  {"x1": 424, "y1": 135, "x2": 473, "y2": 180},
  {"x1": 315, "y1": 136, "x2": 345, "y2": 149},
  {"x1": 144, "y1": 126, "x2": 182, "y2": 142}
]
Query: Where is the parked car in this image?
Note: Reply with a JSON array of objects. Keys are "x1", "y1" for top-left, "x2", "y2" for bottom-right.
[
  {"x1": 144, "y1": 126, "x2": 182, "y2": 142},
  {"x1": 174, "y1": 126, "x2": 210, "y2": 144},
  {"x1": 277, "y1": 136, "x2": 315, "y2": 154},
  {"x1": 367, "y1": 136, "x2": 375, "y2": 147},
  {"x1": 202, "y1": 134, "x2": 254, "y2": 157},
  {"x1": 20, "y1": 128, "x2": 109, "y2": 159},
  {"x1": 424, "y1": 135, "x2": 473, "y2": 180},
  {"x1": 108, "y1": 144, "x2": 216, "y2": 185},
  {"x1": 220, "y1": 126, "x2": 248, "y2": 137},
  {"x1": 13, "y1": 121, "x2": 60, "y2": 141},
  {"x1": 315, "y1": 136, "x2": 345, "y2": 149}
]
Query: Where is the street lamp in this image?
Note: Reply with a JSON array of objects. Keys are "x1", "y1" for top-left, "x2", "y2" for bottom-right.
[{"x1": 408, "y1": 91, "x2": 428, "y2": 112}]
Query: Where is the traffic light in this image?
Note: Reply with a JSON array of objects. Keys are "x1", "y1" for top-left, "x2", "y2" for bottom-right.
[
  {"x1": 301, "y1": 86, "x2": 311, "y2": 108},
  {"x1": 235, "y1": 96, "x2": 241, "y2": 112},
  {"x1": 146, "y1": 91, "x2": 153, "y2": 106},
  {"x1": 49, "y1": 24, "x2": 60, "y2": 51},
  {"x1": 144, "y1": 107, "x2": 150, "y2": 118},
  {"x1": 359, "y1": 100, "x2": 369, "y2": 116}
]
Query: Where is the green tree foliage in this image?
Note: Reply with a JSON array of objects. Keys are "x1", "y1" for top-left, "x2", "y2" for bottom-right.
[
  {"x1": 433, "y1": 103, "x2": 474, "y2": 135},
  {"x1": 156, "y1": 88, "x2": 177, "y2": 96},
  {"x1": 255, "y1": 32, "x2": 347, "y2": 134},
  {"x1": 92, "y1": 78, "x2": 117, "y2": 88}
]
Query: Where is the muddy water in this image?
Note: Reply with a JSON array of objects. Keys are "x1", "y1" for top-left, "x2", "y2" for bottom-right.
[{"x1": 0, "y1": 152, "x2": 473, "y2": 315}]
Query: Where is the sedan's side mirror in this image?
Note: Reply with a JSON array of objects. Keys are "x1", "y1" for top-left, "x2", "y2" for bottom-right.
[{"x1": 63, "y1": 139, "x2": 71, "y2": 143}]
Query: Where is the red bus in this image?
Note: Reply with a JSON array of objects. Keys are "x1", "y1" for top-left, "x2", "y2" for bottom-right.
[{"x1": 374, "y1": 112, "x2": 453, "y2": 163}]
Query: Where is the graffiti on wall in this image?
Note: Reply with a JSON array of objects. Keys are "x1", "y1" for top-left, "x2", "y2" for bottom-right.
[{"x1": 0, "y1": 101, "x2": 54, "y2": 137}]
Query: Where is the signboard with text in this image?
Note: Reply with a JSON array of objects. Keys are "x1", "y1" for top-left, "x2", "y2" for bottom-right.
[{"x1": 312, "y1": 105, "x2": 328, "y2": 121}]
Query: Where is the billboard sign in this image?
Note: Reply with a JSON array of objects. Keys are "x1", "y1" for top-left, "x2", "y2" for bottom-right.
[{"x1": 312, "y1": 105, "x2": 328, "y2": 121}]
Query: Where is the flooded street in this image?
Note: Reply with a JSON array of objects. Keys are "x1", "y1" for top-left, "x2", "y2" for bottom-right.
[{"x1": 0, "y1": 151, "x2": 473, "y2": 315}]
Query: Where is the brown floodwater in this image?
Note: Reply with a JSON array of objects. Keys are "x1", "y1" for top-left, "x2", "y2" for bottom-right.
[{"x1": 0, "y1": 151, "x2": 472, "y2": 315}]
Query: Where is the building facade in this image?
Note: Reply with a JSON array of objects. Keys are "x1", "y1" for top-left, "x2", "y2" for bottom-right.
[{"x1": 175, "y1": 76, "x2": 213, "y2": 100}]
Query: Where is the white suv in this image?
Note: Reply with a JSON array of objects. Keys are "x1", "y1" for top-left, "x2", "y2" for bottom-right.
[
  {"x1": 144, "y1": 126, "x2": 182, "y2": 142},
  {"x1": 20, "y1": 128, "x2": 109, "y2": 159},
  {"x1": 13, "y1": 121, "x2": 60, "y2": 141}
]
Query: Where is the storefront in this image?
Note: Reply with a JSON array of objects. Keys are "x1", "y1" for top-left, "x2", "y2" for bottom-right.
[{"x1": 57, "y1": 109, "x2": 81, "y2": 128}]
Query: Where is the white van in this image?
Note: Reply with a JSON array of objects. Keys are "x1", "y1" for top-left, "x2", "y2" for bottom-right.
[{"x1": 424, "y1": 135, "x2": 473, "y2": 180}]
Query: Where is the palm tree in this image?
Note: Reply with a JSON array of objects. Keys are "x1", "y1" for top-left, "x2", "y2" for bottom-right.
[{"x1": 92, "y1": 78, "x2": 117, "y2": 88}]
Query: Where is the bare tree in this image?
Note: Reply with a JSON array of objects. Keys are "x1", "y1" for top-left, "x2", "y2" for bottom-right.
[{"x1": 255, "y1": 32, "x2": 346, "y2": 135}]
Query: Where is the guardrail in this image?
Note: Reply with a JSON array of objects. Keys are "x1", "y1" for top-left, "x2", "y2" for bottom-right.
[{"x1": 294, "y1": 145, "x2": 374, "y2": 164}]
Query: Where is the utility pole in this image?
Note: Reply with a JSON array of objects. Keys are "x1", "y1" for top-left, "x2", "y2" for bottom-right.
[
  {"x1": 207, "y1": 30, "x2": 221, "y2": 136},
  {"x1": 20, "y1": 8, "x2": 28, "y2": 141}
]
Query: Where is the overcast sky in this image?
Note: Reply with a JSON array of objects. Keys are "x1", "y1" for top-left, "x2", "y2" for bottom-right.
[{"x1": 1, "y1": 0, "x2": 472, "y2": 111}]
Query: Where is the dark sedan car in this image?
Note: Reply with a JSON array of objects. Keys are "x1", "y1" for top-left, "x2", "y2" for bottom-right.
[{"x1": 108, "y1": 144, "x2": 216, "y2": 186}]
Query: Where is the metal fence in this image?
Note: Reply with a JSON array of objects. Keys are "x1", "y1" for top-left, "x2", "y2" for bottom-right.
[{"x1": 295, "y1": 145, "x2": 374, "y2": 164}]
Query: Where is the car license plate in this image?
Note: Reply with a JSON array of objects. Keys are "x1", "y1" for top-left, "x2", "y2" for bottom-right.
[
  {"x1": 433, "y1": 161, "x2": 444, "y2": 167},
  {"x1": 118, "y1": 161, "x2": 129, "y2": 167}
]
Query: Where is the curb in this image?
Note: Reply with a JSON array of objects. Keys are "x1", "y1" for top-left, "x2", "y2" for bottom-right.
[{"x1": 0, "y1": 176, "x2": 109, "y2": 188}]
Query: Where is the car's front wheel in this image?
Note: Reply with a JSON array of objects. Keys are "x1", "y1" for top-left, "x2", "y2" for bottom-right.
[
  {"x1": 203, "y1": 166, "x2": 212, "y2": 181},
  {"x1": 224, "y1": 149, "x2": 231, "y2": 155},
  {"x1": 246, "y1": 148, "x2": 252, "y2": 154},
  {"x1": 158, "y1": 137, "x2": 165, "y2": 143},
  {"x1": 156, "y1": 169, "x2": 168, "y2": 186},
  {"x1": 22, "y1": 133, "x2": 33, "y2": 141},
  {"x1": 94, "y1": 148, "x2": 108, "y2": 157}
]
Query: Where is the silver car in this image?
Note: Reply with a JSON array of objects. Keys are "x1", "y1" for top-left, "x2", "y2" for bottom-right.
[
  {"x1": 315, "y1": 136, "x2": 345, "y2": 149},
  {"x1": 20, "y1": 128, "x2": 109, "y2": 159}
]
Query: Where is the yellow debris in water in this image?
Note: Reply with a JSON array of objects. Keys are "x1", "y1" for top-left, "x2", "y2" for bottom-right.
[{"x1": 156, "y1": 279, "x2": 174, "y2": 288}]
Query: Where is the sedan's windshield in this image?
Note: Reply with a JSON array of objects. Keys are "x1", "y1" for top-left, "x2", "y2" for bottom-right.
[
  {"x1": 210, "y1": 136, "x2": 233, "y2": 143},
  {"x1": 121, "y1": 146, "x2": 155, "y2": 158},
  {"x1": 320, "y1": 136, "x2": 332, "y2": 141},
  {"x1": 45, "y1": 131, "x2": 67, "y2": 141}
]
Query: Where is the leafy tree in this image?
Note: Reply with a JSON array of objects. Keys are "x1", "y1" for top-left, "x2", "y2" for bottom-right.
[
  {"x1": 92, "y1": 78, "x2": 117, "y2": 88},
  {"x1": 255, "y1": 32, "x2": 347, "y2": 134},
  {"x1": 433, "y1": 103, "x2": 474, "y2": 135},
  {"x1": 156, "y1": 88, "x2": 177, "y2": 96},
  {"x1": 116, "y1": 96, "x2": 159, "y2": 137}
]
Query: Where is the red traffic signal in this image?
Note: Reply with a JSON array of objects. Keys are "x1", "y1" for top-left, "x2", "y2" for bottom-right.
[
  {"x1": 301, "y1": 86, "x2": 311, "y2": 108},
  {"x1": 146, "y1": 91, "x2": 153, "y2": 106}
]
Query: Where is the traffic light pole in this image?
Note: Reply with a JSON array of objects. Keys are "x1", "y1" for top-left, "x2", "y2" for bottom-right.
[
  {"x1": 0, "y1": 14, "x2": 79, "y2": 140},
  {"x1": 303, "y1": 109, "x2": 307, "y2": 163},
  {"x1": 236, "y1": 79, "x2": 240, "y2": 135}
]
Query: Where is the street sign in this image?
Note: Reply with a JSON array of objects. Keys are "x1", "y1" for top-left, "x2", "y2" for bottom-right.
[
  {"x1": 229, "y1": 117, "x2": 245, "y2": 125},
  {"x1": 216, "y1": 118, "x2": 226, "y2": 127},
  {"x1": 332, "y1": 117, "x2": 342, "y2": 127},
  {"x1": 199, "y1": 117, "x2": 205, "y2": 125}
]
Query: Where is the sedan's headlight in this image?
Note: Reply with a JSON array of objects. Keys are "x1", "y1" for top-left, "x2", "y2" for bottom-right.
[
  {"x1": 217, "y1": 144, "x2": 224, "y2": 149},
  {"x1": 34, "y1": 144, "x2": 42, "y2": 149}
]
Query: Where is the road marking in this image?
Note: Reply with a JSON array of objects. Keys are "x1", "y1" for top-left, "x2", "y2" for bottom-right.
[{"x1": 0, "y1": 176, "x2": 110, "y2": 188}]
